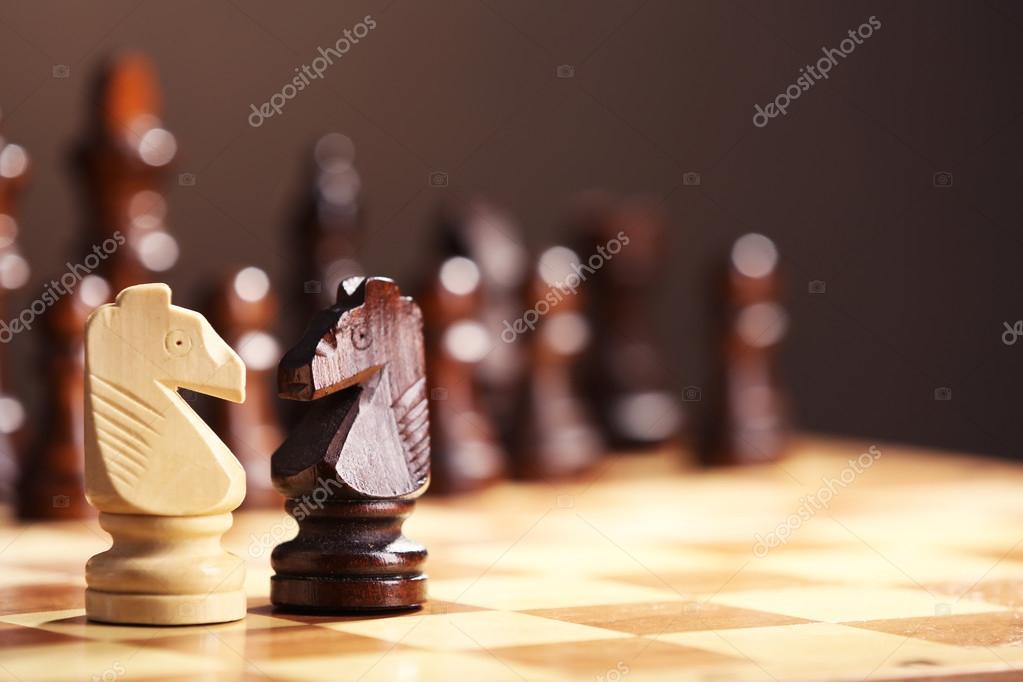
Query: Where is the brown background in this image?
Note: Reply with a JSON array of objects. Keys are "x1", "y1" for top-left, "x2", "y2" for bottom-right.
[{"x1": 0, "y1": 0, "x2": 1020, "y2": 457}]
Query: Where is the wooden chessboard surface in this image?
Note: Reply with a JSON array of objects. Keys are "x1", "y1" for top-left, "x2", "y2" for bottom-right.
[{"x1": 2, "y1": 435, "x2": 1023, "y2": 681}]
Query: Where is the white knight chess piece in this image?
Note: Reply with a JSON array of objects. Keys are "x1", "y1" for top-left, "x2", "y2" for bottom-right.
[{"x1": 83, "y1": 283, "x2": 247, "y2": 625}]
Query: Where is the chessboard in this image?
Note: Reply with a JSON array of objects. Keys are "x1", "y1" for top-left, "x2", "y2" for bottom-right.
[{"x1": 2, "y1": 435, "x2": 1023, "y2": 682}]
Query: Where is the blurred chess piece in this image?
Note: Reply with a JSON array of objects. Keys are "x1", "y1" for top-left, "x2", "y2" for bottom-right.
[
  {"x1": 290, "y1": 133, "x2": 363, "y2": 322},
  {"x1": 421, "y1": 255, "x2": 505, "y2": 494},
  {"x1": 436, "y1": 199, "x2": 529, "y2": 447},
  {"x1": 511, "y1": 246, "x2": 603, "y2": 479},
  {"x1": 574, "y1": 194, "x2": 683, "y2": 449},
  {"x1": 71, "y1": 52, "x2": 179, "y2": 290},
  {"x1": 207, "y1": 266, "x2": 284, "y2": 508},
  {"x1": 0, "y1": 116, "x2": 30, "y2": 507},
  {"x1": 20, "y1": 276, "x2": 111, "y2": 519},
  {"x1": 698, "y1": 233, "x2": 789, "y2": 465}
]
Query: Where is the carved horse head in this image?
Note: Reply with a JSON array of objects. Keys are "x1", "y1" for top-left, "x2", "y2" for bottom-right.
[
  {"x1": 273, "y1": 277, "x2": 429, "y2": 499},
  {"x1": 84, "y1": 283, "x2": 246, "y2": 515}
]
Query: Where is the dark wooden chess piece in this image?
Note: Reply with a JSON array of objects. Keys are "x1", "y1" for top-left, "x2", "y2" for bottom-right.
[
  {"x1": 434, "y1": 199, "x2": 529, "y2": 447},
  {"x1": 698, "y1": 233, "x2": 789, "y2": 465},
  {"x1": 0, "y1": 118, "x2": 30, "y2": 507},
  {"x1": 511, "y1": 247, "x2": 603, "y2": 479},
  {"x1": 208, "y1": 266, "x2": 284, "y2": 509},
  {"x1": 574, "y1": 194, "x2": 683, "y2": 449},
  {"x1": 290, "y1": 133, "x2": 363, "y2": 322},
  {"x1": 420, "y1": 255, "x2": 505, "y2": 494},
  {"x1": 72, "y1": 51, "x2": 179, "y2": 291},
  {"x1": 20, "y1": 276, "x2": 111, "y2": 519},
  {"x1": 271, "y1": 277, "x2": 429, "y2": 612}
]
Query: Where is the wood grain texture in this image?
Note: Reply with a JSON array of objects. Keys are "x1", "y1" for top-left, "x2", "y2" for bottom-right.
[
  {"x1": 83, "y1": 283, "x2": 247, "y2": 625},
  {"x1": 271, "y1": 276, "x2": 429, "y2": 612}
]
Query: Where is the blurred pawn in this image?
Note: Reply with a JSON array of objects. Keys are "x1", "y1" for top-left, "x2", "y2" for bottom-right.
[
  {"x1": 207, "y1": 266, "x2": 284, "y2": 508},
  {"x1": 20, "y1": 275, "x2": 111, "y2": 519},
  {"x1": 435, "y1": 199, "x2": 529, "y2": 447},
  {"x1": 511, "y1": 246, "x2": 603, "y2": 479},
  {"x1": 698, "y1": 233, "x2": 789, "y2": 465},
  {"x1": 421, "y1": 256, "x2": 506, "y2": 494},
  {"x1": 574, "y1": 194, "x2": 683, "y2": 449},
  {"x1": 0, "y1": 115, "x2": 30, "y2": 506}
]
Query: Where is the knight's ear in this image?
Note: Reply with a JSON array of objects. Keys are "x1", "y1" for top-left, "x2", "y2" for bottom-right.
[
  {"x1": 363, "y1": 278, "x2": 400, "y2": 308},
  {"x1": 115, "y1": 283, "x2": 172, "y2": 310}
]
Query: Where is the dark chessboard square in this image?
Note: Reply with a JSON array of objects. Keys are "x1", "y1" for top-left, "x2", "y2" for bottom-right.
[
  {"x1": 849, "y1": 611, "x2": 1023, "y2": 648},
  {"x1": 0, "y1": 584, "x2": 84, "y2": 616}
]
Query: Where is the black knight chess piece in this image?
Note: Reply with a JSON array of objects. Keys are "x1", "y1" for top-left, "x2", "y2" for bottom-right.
[{"x1": 271, "y1": 277, "x2": 429, "y2": 612}]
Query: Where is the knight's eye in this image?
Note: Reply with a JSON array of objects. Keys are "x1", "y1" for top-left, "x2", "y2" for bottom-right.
[
  {"x1": 351, "y1": 324, "x2": 372, "y2": 350},
  {"x1": 165, "y1": 329, "x2": 192, "y2": 356}
]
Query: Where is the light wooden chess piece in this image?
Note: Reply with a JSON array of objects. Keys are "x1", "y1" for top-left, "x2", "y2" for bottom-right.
[{"x1": 83, "y1": 283, "x2": 247, "y2": 625}]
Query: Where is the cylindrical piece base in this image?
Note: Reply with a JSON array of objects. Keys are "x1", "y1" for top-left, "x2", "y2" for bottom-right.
[
  {"x1": 271, "y1": 498, "x2": 427, "y2": 613},
  {"x1": 85, "y1": 588, "x2": 245, "y2": 625},
  {"x1": 85, "y1": 511, "x2": 245, "y2": 625},
  {"x1": 271, "y1": 574, "x2": 426, "y2": 612}
]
